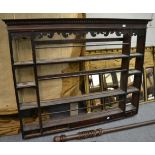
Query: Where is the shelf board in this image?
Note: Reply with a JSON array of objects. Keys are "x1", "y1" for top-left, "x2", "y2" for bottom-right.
[
  {"x1": 14, "y1": 54, "x2": 129, "y2": 67},
  {"x1": 128, "y1": 69, "x2": 141, "y2": 75},
  {"x1": 20, "y1": 88, "x2": 125, "y2": 110},
  {"x1": 127, "y1": 87, "x2": 139, "y2": 94},
  {"x1": 14, "y1": 60, "x2": 34, "y2": 67},
  {"x1": 20, "y1": 86, "x2": 138, "y2": 111},
  {"x1": 13, "y1": 53, "x2": 143, "y2": 67},
  {"x1": 16, "y1": 81, "x2": 36, "y2": 89},
  {"x1": 23, "y1": 107, "x2": 123, "y2": 131},
  {"x1": 36, "y1": 54, "x2": 129, "y2": 65},
  {"x1": 34, "y1": 38, "x2": 124, "y2": 45},
  {"x1": 38, "y1": 68, "x2": 127, "y2": 80},
  {"x1": 130, "y1": 53, "x2": 143, "y2": 58},
  {"x1": 38, "y1": 69, "x2": 141, "y2": 80}
]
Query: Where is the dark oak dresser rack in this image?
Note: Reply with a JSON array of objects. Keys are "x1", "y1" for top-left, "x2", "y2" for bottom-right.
[{"x1": 3, "y1": 18, "x2": 150, "y2": 139}]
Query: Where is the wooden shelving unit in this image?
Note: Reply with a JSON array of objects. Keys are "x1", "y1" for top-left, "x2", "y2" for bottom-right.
[{"x1": 4, "y1": 18, "x2": 150, "y2": 139}]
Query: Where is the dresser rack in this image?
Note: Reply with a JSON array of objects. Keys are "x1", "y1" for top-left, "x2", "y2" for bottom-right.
[{"x1": 4, "y1": 18, "x2": 150, "y2": 139}]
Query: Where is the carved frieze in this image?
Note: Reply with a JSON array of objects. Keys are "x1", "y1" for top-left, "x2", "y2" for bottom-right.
[{"x1": 10, "y1": 29, "x2": 145, "y2": 39}]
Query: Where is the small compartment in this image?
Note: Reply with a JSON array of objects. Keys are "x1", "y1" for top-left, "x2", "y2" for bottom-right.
[
  {"x1": 12, "y1": 38, "x2": 33, "y2": 62},
  {"x1": 88, "y1": 95, "x2": 124, "y2": 112},
  {"x1": 15, "y1": 67, "x2": 35, "y2": 83},
  {"x1": 87, "y1": 58, "x2": 122, "y2": 71},
  {"x1": 129, "y1": 57, "x2": 136, "y2": 70},
  {"x1": 37, "y1": 63, "x2": 80, "y2": 77},
  {"x1": 18, "y1": 88, "x2": 37, "y2": 105},
  {"x1": 89, "y1": 74, "x2": 100, "y2": 92},
  {"x1": 21, "y1": 109, "x2": 40, "y2": 131},
  {"x1": 128, "y1": 75, "x2": 135, "y2": 87},
  {"x1": 41, "y1": 102, "x2": 81, "y2": 129},
  {"x1": 88, "y1": 72, "x2": 121, "y2": 93},
  {"x1": 104, "y1": 72, "x2": 120, "y2": 89},
  {"x1": 86, "y1": 72, "x2": 121, "y2": 112},
  {"x1": 131, "y1": 36, "x2": 137, "y2": 49},
  {"x1": 104, "y1": 96, "x2": 120, "y2": 110}
]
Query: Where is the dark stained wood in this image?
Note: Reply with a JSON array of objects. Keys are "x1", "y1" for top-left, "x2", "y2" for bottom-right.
[
  {"x1": 16, "y1": 81, "x2": 36, "y2": 89},
  {"x1": 36, "y1": 54, "x2": 129, "y2": 64},
  {"x1": 13, "y1": 53, "x2": 143, "y2": 67},
  {"x1": 4, "y1": 18, "x2": 151, "y2": 32},
  {"x1": 128, "y1": 69, "x2": 141, "y2": 75},
  {"x1": 119, "y1": 34, "x2": 131, "y2": 111},
  {"x1": 24, "y1": 107, "x2": 123, "y2": 131},
  {"x1": 4, "y1": 18, "x2": 149, "y2": 139},
  {"x1": 132, "y1": 30, "x2": 147, "y2": 112}
]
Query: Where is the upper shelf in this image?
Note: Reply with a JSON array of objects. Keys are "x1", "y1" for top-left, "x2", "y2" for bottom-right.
[
  {"x1": 14, "y1": 53, "x2": 143, "y2": 67},
  {"x1": 16, "y1": 81, "x2": 36, "y2": 89}
]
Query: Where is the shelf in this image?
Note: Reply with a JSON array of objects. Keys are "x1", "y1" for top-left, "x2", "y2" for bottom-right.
[
  {"x1": 130, "y1": 53, "x2": 143, "y2": 58},
  {"x1": 44, "y1": 108, "x2": 122, "y2": 128},
  {"x1": 14, "y1": 53, "x2": 143, "y2": 68},
  {"x1": 14, "y1": 60, "x2": 34, "y2": 67},
  {"x1": 16, "y1": 82, "x2": 36, "y2": 89},
  {"x1": 38, "y1": 68, "x2": 127, "y2": 80},
  {"x1": 20, "y1": 86, "x2": 138, "y2": 111},
  {"x1": 14, "y1": 54, "x2": 129, "y2": 67},
  {"x1": 20, "y1": 88, "x2": 125, "y2": 110},
  {"x1": 34, "y1": 38, "x2": 124, "y2": 45},
  {"x1": 35, "y1": 43, "x2": 129, "y2": 49},
  {"x1": 127, "y1": 87, "x2": 139, "y2": 93},
  {"x1": 23, "y1": 107, "x2": 123, "y2": 131},
  {"x1": 38, "y1": 68, "x2": 141, "y2": 80},
  {"x1": 128, "y1": 69, "x2": 141, "y2": 75}
]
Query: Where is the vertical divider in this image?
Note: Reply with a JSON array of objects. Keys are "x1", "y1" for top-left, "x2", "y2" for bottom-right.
[
  {"x1": 31, "y1": 33, "x2": 43, "y2": 134},
  {"x1": 8, "y1": 32, "x2": 24, "y2": 138},
  {"x1": 99, "y1": 73, "x2": 105, "y2": 109},
  {"x1": 143, "y1": 67, "x2": 148, "y2": 101},
  {"x1": 132, "y1": 30, "x2": 146, "y2": 112},
  {"x1": 119, "y1": 34, "x2": 131, "y2": 112}
]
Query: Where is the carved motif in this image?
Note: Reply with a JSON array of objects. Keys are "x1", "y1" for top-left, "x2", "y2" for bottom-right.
[
  {"x1": 33, "y1": 29, "x2": 145, "y2": 38},
  {"x1": 10, "y1": 29, "x2": 145, "y2": 39}
]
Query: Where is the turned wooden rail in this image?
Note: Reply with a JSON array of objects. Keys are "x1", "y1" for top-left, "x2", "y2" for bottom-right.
[{"x1": 53, "y1": 119, "x2": 155, "y2": 142}]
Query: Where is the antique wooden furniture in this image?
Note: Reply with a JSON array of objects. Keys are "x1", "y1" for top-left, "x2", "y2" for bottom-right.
[{"x1": 4, "y1": 18, "x2": 150, "y2": 139}]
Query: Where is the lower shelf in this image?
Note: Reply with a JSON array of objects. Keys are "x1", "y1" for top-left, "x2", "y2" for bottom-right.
[
  {"x1": 20, "y1": 86, "x2": 139, "y2": 139},
  {"x1": 22, "y1": 107, "x2": 137, "y2": 139},
  {"x1": 20, "y1": 86, "x2": 139, "y2": 111},
  {"x1": 24, "y1": 107, "x2": 122, "y2": 131}
]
